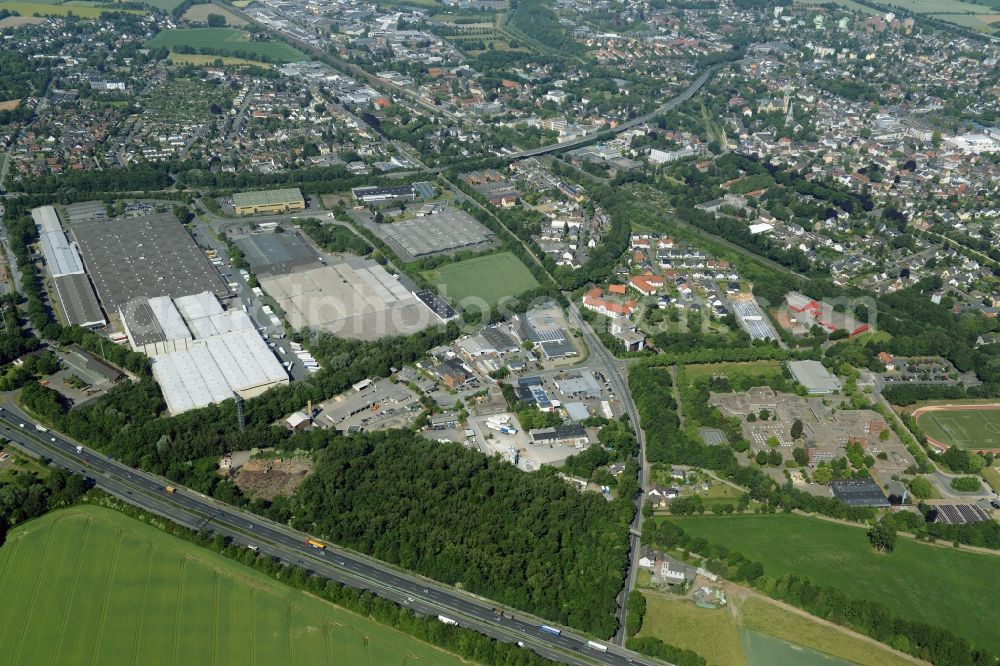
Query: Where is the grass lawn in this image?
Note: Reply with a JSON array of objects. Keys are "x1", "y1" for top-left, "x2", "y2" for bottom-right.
[
  {"x1": 737, "y1": 597, "x2": 913, "y2": 666},
  {"x1": 740, "y1": 628, "x2": 852, "y2": 666},
  {"x1": 983, "y1": 466, "x2": 1000, "y2": 493},
  {"x1": 0, "y1": 505, "x2": 468, "y2": 666},
  {"x1": 425, "y1": 251, "x2": 539, "y2": 306},
  {"x1": 683, "y1": 360, "x2": 784, "y2": 383},
  {"x1": 638, "y1": 595, "x2": 746, "y2": 666},
  {"x1": 638, "y1": 592, "x2": 916, "y2": 666},
  {"x1": 146, "y1": 28, "x2": 306, "y2": 63},
  {"x1": 915, "y1": 406, "x2": 1000, "y2": 450},
  {"x1": 668, "y1": 514, "x2": 1000, "y2": 653}
]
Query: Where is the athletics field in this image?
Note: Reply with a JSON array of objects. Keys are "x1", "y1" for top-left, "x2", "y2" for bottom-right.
[
  {"x1": 913, "y1": 404, "x2": 1000, "y2": 451},
  {"x1": 0, "y1": 505, "x2": 466, "y2": 666}
]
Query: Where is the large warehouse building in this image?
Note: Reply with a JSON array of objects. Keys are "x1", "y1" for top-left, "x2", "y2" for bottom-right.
[
  {"x1": 232, "y1": 188, "x2": 305, "y2": 216},
  {"x1": 72, "y1": 212, "x2": 230, "y2": 313},
  {"x1": 31, "y1": 206, "x2": 106, "y2": 328},
  {"x1": 122, "y1": 291, "x2": 288, "y2": 414}
]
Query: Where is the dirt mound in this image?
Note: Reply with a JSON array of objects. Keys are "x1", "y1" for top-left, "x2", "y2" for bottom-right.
[{"x1": 232, "y1": 456, "x2": 312, "y2": 500}]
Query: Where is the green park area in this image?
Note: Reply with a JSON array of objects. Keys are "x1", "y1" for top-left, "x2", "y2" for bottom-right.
[
  {"x1": 0, "y1": 505, "x2": 467, "y2": 666},
  {"x1": 637, "y1": 594, "x2": 914, "y2": 666},
  {"x1": 668, "y1": 514, "x2": 1000, "y2": 654},
  {"x1": 915, "y1": 406, "x2": 1000, "y2": 450},
  {"x1": 425, "y1": 251, "x2": 539, "y2": 306},
  {"x1": 145, "y1": 28, "x2": 306, "y2": 63}
]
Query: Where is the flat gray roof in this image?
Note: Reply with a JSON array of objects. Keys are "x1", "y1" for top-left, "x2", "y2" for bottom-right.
[
  {"x1": 380, "y1": 208, "x2": 494, "y2": 257},
  {"x1": 72, "y1": 213, "x2": 229, "y2": 312},
  {"x1": 788, "y1": 360, "x2": 842, "y2": 393},
  {"x1": 53, "y1": 273, "x2": 106, "y2": 328},
  {"x1": 235, "y1": 231, "x2": 319, "y2": 276}
]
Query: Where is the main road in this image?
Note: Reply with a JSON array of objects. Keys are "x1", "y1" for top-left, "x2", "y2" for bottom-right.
[
  {"x1": 565, "y1": 302, "x2": 647, "y2": 647},
  {"x1": 0, "y1": 399, "x2": 666, "y2": 666}
]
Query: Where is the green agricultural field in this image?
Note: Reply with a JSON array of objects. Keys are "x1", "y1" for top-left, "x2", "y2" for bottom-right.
[
  {"x1": 426, "y1": 251, "x2": 539, "y2": 306},
  {"x1": 0, "y1": 505, "x2": 468, "y2": 666},
  {"x1": 0, "y1": 0, "x2": 141, "y2": 16},
  {"x1": 668, "y1": 514, "x2": 1000, "y2": 654},
  {"x1": 145, "y1": 28, "x2": 306, "y2": 63},
  {"x1": 140, "y1": 0, "x2": 186, "y2": 11},
  {"x1": 915, "y1": 406, "x2": 1000, "y2": 449},
  {"x1": 740, "y1": 628, "x2": 853, "y2": 666}
]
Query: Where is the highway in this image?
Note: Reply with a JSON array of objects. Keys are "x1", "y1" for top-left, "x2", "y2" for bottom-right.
[{"x1": 0, "y1": 399, "x2": 666, "y2": 666}]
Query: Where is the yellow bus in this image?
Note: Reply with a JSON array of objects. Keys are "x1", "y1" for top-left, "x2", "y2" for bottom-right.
[{"x1": 305, "y1": 539, "x2": 326, "y2": 550}]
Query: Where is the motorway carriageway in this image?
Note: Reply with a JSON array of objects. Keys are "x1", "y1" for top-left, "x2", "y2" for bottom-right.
[{"x1": 0, "y1": 404, "x2": 665, "y2": 666}]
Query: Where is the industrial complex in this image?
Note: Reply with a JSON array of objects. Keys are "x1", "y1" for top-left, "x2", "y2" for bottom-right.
[
  {"x1": 122, "y1": 291, "x2": 288, "y2": 414},
  {"x1": 71, "y1": 212, "x2": 230, "y2": 313}
]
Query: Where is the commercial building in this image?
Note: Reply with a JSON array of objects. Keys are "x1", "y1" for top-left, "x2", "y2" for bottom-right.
[
  {"x1": 528, "y1": 424, "x2": 589, "y2": 447},
  {"x1": 828, "y1": 479, "x2": 890, "y2": 508},
  {"x1": 787, "y1": 360, "x2": 843, "y2": 394},
  {"x1": 72, "y1": 213, "x2": 229, "y2": 313},
  {"x1": 31, "y1": 206, "x2": 106, "y2": 328},
  {"x1": 350, "y1": 185, "x2": 417, "y2": 205},
  {"x1": 232, "y1": 188, "x2": 305, "y2": 216}
]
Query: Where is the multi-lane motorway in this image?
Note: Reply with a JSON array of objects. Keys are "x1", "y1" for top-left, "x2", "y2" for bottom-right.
[{"x1": 0, "y1": 399, "x2": 666, "y2": 666}]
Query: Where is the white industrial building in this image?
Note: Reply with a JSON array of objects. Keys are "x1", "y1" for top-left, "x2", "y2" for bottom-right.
[
  {"x1": 31, "y1": 206, "x2": 106, "y2": 328},
  {"x1": 121, "y1": 291, "x2": 288, "y2": 414}
]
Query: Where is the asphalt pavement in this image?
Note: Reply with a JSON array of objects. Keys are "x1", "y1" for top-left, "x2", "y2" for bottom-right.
[{"x1": 0, "y1": 400, "x2": 667, "y2": 666}]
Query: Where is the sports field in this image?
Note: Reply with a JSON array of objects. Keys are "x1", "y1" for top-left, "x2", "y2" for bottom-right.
[
  {"x1": 0, "y1": 505, "x2": 467, "y2": 666},
  {"x1": 145, "y1": 28, "x2": 306, "y2": 63},
  {"x1": 667, "y1": 514, "x2": 1000, "y2": 653},
  {"x1": 427, "y1": 251, "x2": 539, "y2": 306},
  {"x1": 914, "y1": 404, "x2": 1000, "y2": 450}
]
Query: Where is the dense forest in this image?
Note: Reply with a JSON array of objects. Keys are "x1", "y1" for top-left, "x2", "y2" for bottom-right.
[{"x1": 286, "y1": 430, "x2": 632, "y2": 637}]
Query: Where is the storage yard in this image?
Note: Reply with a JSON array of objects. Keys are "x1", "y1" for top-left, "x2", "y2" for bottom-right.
[{"x1": 258, "y1": 258, "x2": 437, "y2": 340}]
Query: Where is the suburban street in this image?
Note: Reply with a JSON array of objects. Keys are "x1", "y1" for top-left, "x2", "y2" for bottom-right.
[{"x1": 0, "y1": 398, "x2": 666, "y2": 666}]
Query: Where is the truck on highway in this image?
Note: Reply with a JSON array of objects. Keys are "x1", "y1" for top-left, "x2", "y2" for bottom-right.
[
  {"x1": 437, "y1": 616, "x2": 459, "y2": 626},
  {"x1": 35, "y1": 424, "x2": 48, "y2": 432},
  {"x1": 539, "y1": 625, "x2": 561, "y2": 636},
  {"x1": 305, "y1": 539, "x2": 326, "y2": 550},
  {"x1": 165, "y1": 485, "x2": 176, "y2": 494},
  {"x1": 247, "y1": 545, "x2": 259, "y2": 553},
  {"x1": 586, "y1": 640, "x2": 608, "y2": 653}
]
